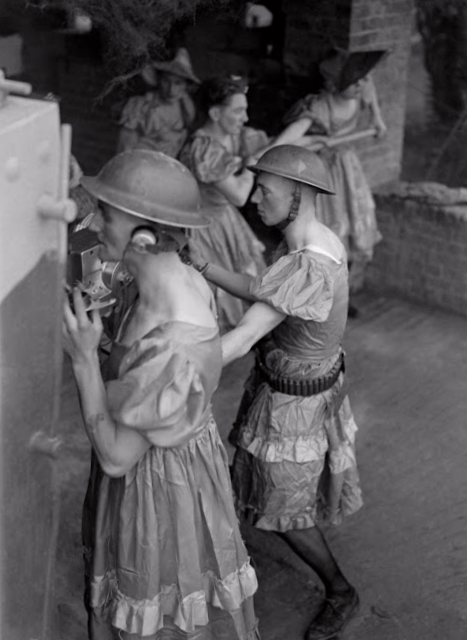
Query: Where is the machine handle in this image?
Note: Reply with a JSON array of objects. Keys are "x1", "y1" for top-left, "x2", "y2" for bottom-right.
[
  {"x1": 0, "y1": 70, "x2": 32, "y2": 107},
  {"x1": 37, "y1": 193, "x2": 77, "y2": 223}
]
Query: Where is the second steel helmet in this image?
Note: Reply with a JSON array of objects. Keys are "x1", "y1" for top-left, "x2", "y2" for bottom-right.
[
  {"x1": 251, "y1": 145, "x2": 335, "y2": 194},
  {"x1": 81, "y1": 149, "x2": 209, "y2": 228}
]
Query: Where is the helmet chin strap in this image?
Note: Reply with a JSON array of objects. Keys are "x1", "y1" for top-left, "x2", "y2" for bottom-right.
[{"x1": 273, "y1": 182, "x2": 302, "y2": 231}]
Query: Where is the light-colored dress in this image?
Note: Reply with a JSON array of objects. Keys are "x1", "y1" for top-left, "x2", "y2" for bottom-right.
[
  {"x1": 84, "y1": 321, "x2": 259, "y2": 639},
  {"x1": 180, "y1": 128, "x2": 267, "y2": 333},
  {"x1": 284, "y1": 79, "x2": 381, "y2": 265},
  {"x1": 117, "y1": 91, "x2": 196, "y2": 158},
  {"x1": 231, "y1": 243, "x2": 363, "y2": 531}
]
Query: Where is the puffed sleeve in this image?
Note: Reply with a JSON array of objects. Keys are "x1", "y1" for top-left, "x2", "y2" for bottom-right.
[
  {"x1": 283, "y1": 93, "x2": 331, "y2": 135},
  {"x1": 106, "y1": 330, "x2": 206, "y2": 446},
  {"x1": 249, "y1": 252, "x2": 336, "y2": 321},
  {"x1": 182, "y1": 135, "x2": 242, "y2": 183},
  {"x1": 119, "y1": 93, "x2": 159, "y2": 133}
]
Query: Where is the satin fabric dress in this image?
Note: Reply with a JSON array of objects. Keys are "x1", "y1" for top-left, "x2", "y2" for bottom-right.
[
  {"x1": 82, "y1": 320, "x2": 259, "y2": 639},
  {"x1": 117, "y1": 91, "x2": 196, "y2": 158},
  {"x1": 180, "y1": 128, "x2": 267, "y2": 333},
  {"x1": 231, "y1": 243, "x2": 363, "y2": 532},
  {"x1": 283, "y1": 77, "x2": 382, "y2": 282}
]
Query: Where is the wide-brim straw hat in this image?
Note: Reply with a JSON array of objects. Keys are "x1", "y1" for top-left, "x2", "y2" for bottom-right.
[
  {"x1": 319, "y1": 47, "x2": 387, "y2": 93},
  {"x1": 141, "y1": 48, "x2": 200, "y2": 87}
]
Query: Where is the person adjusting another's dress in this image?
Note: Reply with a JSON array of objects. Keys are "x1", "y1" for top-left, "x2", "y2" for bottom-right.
[{"x1": 190, "y1": 145, "x2": 362, "y2": 640}]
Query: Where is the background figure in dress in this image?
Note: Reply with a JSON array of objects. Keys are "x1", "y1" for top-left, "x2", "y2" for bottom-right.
[
  {"x1": 190, "y1": 145, "x2": 362, "y2": 640},
  {"x1": 180, "y1": 76, "x2": 268, "y2": 333},
  {"x1": 117, "y1": 48, "x2": 200, "y2": 158},
  {"x1": 269, "y1": 48, "x2": 388, "y2": 314},
  {"x1": 63, "y1": 149, "x2": 259, "y2": 640}
]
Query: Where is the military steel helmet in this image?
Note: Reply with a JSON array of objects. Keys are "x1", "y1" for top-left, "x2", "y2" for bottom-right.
[
  {"x1": 81, "y1": 149, "x2": 209, "y2": 228},
  {"x1": 251, "y1": 145, "x2": 335, "y2": 194}
]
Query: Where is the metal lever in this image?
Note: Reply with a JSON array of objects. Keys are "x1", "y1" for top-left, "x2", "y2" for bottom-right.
[
  {"x1": 37, "y1": 193, "x2": 77, "y2": 223},
  {"x1": 0, "y1": 69, "x2": 32, "y2": 108},
  {"x1": 28, "y1": 431, "x2": 63, "y2": 459}
]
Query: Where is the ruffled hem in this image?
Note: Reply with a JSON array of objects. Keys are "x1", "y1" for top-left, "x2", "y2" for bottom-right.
[
  {"x1": 91, "y1": 560, "x2": 258, "y2": 636},
  {"x1": 255, "y1": 511, "x2": 317, "y2": 532},
  {"x1": 249, "y1": 499, "x2": 363, "y2": 531},
  {"x1": 243, "y1": 433, "x2": 328, "y2": 464},
  {"x1": 236, "y1": 487, "x2": 363, "y2": 532},
  {"x1": 240, "y1": 412, "x2": 358, "y2": 467}
]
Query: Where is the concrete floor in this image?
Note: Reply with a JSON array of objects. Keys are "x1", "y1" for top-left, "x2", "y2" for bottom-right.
[{"x1": 56, "y1": 292, "x2": 467, "y2": 640}]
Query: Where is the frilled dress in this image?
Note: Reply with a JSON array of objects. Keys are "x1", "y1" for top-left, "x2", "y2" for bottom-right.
[
  {"x1": 231, "y1": 245, "x2": 363, "y2": 531},
  {"x1": 83, "y1": 320, "x2": 259, "y2": 639},
  {"x1": 117, "y1": 91, "x2": 196, "y2": 158},
  {"x1": 283, "y1": 80, "x2": 382, "y2": 272},
  {"x1": 180, "y1": 128, "x2": 267, "y2": 333}
]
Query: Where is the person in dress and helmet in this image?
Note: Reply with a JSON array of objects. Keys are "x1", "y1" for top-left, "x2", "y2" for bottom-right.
[
  {"x1": 117, "y1": 48, "x2": 200, "y2": 158},
  {"x1": 62, "y1": 149, "x2": 259, "y2": 640},
  {"x1": 190, "y1": 145, "x2": 363, "y2": 640}
]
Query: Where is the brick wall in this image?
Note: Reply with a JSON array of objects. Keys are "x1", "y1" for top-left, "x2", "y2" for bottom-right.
[
  {"x1": 57, "y1": 59, "x2": 119, "y2": 174},
  {"x1": 19, "y1": 16, "x2": 119, "y2": 174},
  {"x1": 281, "y1": 0, "x2": 414, "y2": 187},
  {"x1": 367, "y1": 182, "x2": 467, "y2": 317},
  {"x1": 349, "y1": 0, "x2": 414, "y2": 186},
  {"x1": 283, "y1": 0, "x2": 352, "y2": 78}
]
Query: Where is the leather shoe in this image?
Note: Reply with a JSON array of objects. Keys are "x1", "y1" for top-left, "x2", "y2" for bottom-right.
[{"x1": 306, "y1": 587, "x2": 360, "y2": 640}]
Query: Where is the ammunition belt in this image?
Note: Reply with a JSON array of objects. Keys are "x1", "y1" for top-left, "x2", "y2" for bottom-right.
[{"x1": 258, "y1": 351, "x2": 345, "y2": 397}]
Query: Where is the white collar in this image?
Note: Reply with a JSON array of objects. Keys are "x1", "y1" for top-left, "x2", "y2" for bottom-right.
[{"x1": 289, "y1": 243, "x2": 343, "y2": 264}]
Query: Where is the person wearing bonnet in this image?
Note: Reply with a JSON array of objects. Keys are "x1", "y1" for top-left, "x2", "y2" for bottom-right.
[
  {"x1": 117, "y1": 48, "x2": 200, "y2": 159},
  {"x1": 265, "y1": 48, "x2": 388, "y2": 315}
]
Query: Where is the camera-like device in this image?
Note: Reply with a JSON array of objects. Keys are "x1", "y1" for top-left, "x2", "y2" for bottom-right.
[{"x1": 67, "y1": 228, "x2": 132, "y2": 311}]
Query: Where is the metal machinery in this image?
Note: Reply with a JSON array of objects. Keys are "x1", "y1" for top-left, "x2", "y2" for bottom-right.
[{"x1": 0, "y1": 72, "x2": 77, "y2": 640}]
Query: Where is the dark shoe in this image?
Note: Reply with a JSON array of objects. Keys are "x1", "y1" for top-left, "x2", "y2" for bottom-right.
[{"x1": 306, "y1": 587, "x2": 360, "y2": 640}]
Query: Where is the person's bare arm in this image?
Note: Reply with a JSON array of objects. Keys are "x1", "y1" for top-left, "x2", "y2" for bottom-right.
[
  {"x1": 272, "y1": 117, "x2": 313, "y2": 146},
  {"x1": 363, "y1": 75, "x2": 387, "y2": 138},
  {"x1": 245, "y1": 118, "x2": 328, "y2": 164},
  {"x1": 203, "y1": 262, "x2": 255, "y2": 301},
  {"x1": 188, "y1": 239, "x2": 256, "y2": 301},
  {"x1": 63, "y1": 289, "x2": 151, "y2": 477},
  {"x1": 221, "y1": 301, "x2": 286, "y2": 366},
  {"x1": 214, "y1": 168, "x2": 255, "y2": 207},
  {"x1": 368, "y1": 95, "x2": 387, "y2": 137}
]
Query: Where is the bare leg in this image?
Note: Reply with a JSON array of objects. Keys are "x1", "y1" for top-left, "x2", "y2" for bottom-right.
[
  {"x1": 279, "y1": 526, "x2": 352, "y2": 598},
  {"x1": 279, "y1": 527, "x2": 359, "y2": 639}
]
